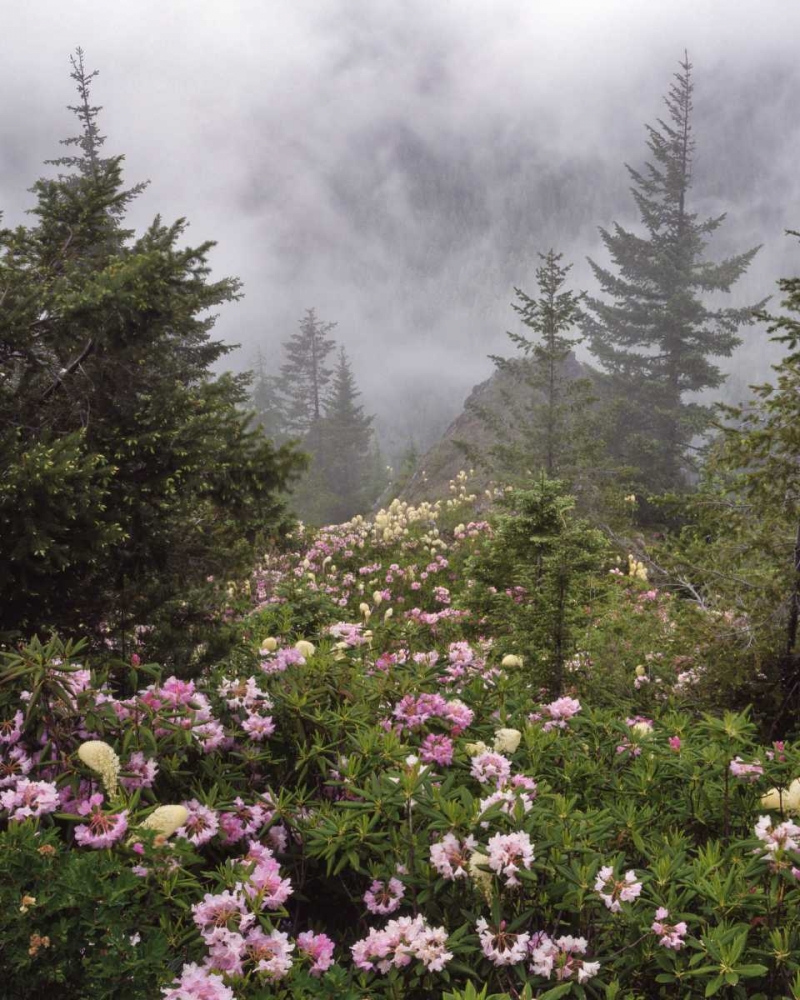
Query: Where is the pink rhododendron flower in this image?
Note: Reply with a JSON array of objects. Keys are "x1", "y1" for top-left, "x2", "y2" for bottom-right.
[
  {"x1": 0, "y1": 746, "x2": 33, "y2": 788},
  {"x1": 120, "y1": 751, "x2": 158, "y2": 791},
  {"x1": 74, "y1": 794, "x2": 128, "y2": 848},
  {"x1": 755, "y1": 815, "x2": 800, "y2": 855},
  {"x1": 595, "y1": 865, "x2": 642, "y2": 911},
  {"x1": 430, "y1": 833, "x2": 477, "y2": 880},
  {"x1": 470, "y1": 750, "x2": 512, "y2": 786},
  {"x1": 244, "y1": 926, "x2": 294, "y2": 979},
  {"x1": 729, "y1": 757, "x2": 764, "y2": 781},
  {"x1": 529, "y1": 932, "x2": 601, "y2": 982},
  {"x1": 161, "y1": 962, "x2": 234, "y2": 1000},
  {"x1": 669, "y1": 735, "x2": 681, "y2": 751},
  {"x1": 177, "y1": 799, "x2": 219, "y2": 846},
  {"x1": 476, "y1": 918, "x2": 530, "y2": 966},
  {"x1": 237, "y1": 841, "x2": 293, "y2": 908},
  {"x1": 241, "y1": 713, "x2": 276, "y2": 740},
  {"x1": 651, "y1": 907, "x2": 687, "y2": 950},
  {"x1": 192, "y1": 890, "x2": 253, "y2": 941},
  {"x1": 420, "y1": 733, "x2": 454, "y2": 766},
  {"x1": 297, "y1": 930, "x2": 335, "y2": 975},
  {"x1": 1, "y1": 777, "x2": 59, "y2": 821},
  {"x1": 364, "y1": 876, "x2": 405, "y2": 915},
  {"x1": 0, "y1": 710, "x2": 24, "y2": 745},
  {"x1": 351, "y1": 915, "x2": 451, "y2": 973},
  {"x1": 486, "y1": 830, "x2": 535, "y2": 886}
]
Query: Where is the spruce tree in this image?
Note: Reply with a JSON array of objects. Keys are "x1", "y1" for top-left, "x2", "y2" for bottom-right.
[
  {"x1": 250, "y1": 348, "x2": 289, "y2": 444},
  {"x1": 584, "y1": 52, "x2": 764, "y2": 493},
  {"x1": 279, "y1": 308, "x2": 337, "y2": 435},
  {"x1": 320, "y1": 347, "x2": 375, "y2": 519},
  {"x1": 490, "y1": 249, "x2": 592, "y2": 479},
  {"x1": 717, "y1": 234, "x2": 800, "y2": 713},
  {"x1": 0, "y1": 51, "x2": 303, "y2": 655}
]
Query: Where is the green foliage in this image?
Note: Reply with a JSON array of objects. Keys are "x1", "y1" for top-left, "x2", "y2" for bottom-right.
[
  {"x1": 465, "y1": 478, "x2": 609, "y2": 693},
  {"x1": 583, "y1": 53, "x2": 763, "y2": 494},
  {"x1": 0, "y1": 52, "x2": 303, "y2": 656}
]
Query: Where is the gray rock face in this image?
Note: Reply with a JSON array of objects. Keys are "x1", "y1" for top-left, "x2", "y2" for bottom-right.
[{"x1": 400, "y1": 352, "x2": 591, "y2": 503}]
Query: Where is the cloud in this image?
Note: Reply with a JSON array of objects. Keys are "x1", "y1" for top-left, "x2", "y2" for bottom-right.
[{"x1": 2, "y1": 0, "x2": 799, "y2": 452}]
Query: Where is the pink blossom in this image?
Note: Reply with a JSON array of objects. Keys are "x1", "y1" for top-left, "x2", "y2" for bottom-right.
[
  {"x1": 0, "y1": 710, "x2": 23, "y2": 745},
  {"x1": 351, "y1": 915, "x2": 450, "y2": 973},
  {"x1": 755, "y1": 815, "x2": 800, "y2": 856},
  {"x1": 595, "y1": 865, "x2": 642, "y2": 911},
  {"x1": 177, "y1": 799, "x2": 219, "y2": 846},
  {"x1": 0, "y1": 746, "x2": 33, "y2": 788},
  {"x1": 486, "y1": 830, "x2": 535, "y2": 886},
  {"x1": 430, "y1": 833, "x2": 477, "y2": 880},
  {"x1": 245, "y1": 926, "x2": 294, "y2": 980},
  {"x1": 729, "y1": 757, "x2": 764, "y2": 781},
  {"x1": 529, "y1": 932, "x2": 601, "y2": 982},
  {"x1": 476, "y1": 918, "x2": 530, "y2": 966},
  {"x1": 1, "y1": 777, "x2": 59, "y2": 821},
  {"x1": 668, "y1": 735, "x2": 681, "y2": 751},
  {"x1": 241, "y1": 713, "x2": 276, "y2": 740},
  {"x1": 74, "y1": 794, "x2": 129, "y2": 848},
  {"x1": 470, "y1": 750, "x2": 512, "y2": 786},
  {"x1": 651, "y1": 907, "x2": 687, "y2": 950},
  {"x1": 120, "y1": 751, "x2": 158, "y2": 791},
  {"x1": 297, "y1": 930, "x2": 335, "y2": 975},
  {"x1": 364, "y1": 876, "x2": 405, "y2": 915},
  {"x1": 192, "y1": 890, "x2": 253, "y2": 941},
  {"x1": 161, "y1": 962, "x2": 234, "y2": 1000},
  {"x1": 420, "y1": 734, "x2": 454, "y2": 766}
]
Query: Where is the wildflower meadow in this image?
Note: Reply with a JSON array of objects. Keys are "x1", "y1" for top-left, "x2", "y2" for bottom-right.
[{"x1": 2, "y1": 478, "x2": 800, "y2": 1000}]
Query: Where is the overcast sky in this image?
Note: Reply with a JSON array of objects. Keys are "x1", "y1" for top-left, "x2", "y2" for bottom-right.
[{"x1": 2, "y1": 1, "x2": 799, "y2": 452}]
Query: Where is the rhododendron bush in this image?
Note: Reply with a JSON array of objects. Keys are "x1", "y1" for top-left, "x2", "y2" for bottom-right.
[{"x1": 2, "y1": 485, "x2": 800, "y2": 999}]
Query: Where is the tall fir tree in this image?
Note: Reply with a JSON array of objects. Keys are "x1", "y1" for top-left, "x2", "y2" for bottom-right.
[
  {"x1": 0, "y1": 51, "x2": 302, "y2": 658},
  {"x1": 291, "y1": 346, "x2": 377, "y2": 523},
  {"x1": 320, "y1": 347, "x2": 376, "y2": 519},
  {"x1": 490, "y1": 250, "x2": 593, "y2": 479},
  {"x1": 250, "y1": 348, "x2": 289, "y2": 444},
  {"x1": 716, "y1": 234, "x2": 800, "y2": 715},
  {"x1": 279, "y1": 307, "x2": 337, "y2": 436},
  {"x1": 583, "y1": 52, "x2": 764, "y2": 494}
]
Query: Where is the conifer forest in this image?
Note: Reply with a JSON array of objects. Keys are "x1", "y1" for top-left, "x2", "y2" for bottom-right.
[{"x1": 4, "y1": 4, "x2": 800, "y2": 998}]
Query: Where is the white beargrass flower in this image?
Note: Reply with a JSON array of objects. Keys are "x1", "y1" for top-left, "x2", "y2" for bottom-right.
[
  {"x1": 294, "y1": 640, "x2": 315, "y2": 658},
  {"x1": 493, "y1": 728, "x2": 522, "y2": 754},
  {"x1": 138, "y1": 804, "x2": 190, "y2": 838},
  {"x1": 77, "y1": 740, "x2": 121, "y2": 796},
  {"x1": 260, "y1": 637, "x2": 278, "y2": 653},
  {"x1": 501, "y1": 654, "x2": 523, "y2": 668},
  {"x1": 761, "y1": 778, "x2": 800, "y2": 814}
]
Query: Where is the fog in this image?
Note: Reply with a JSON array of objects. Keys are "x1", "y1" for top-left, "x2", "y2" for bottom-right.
[{"x1": 2, "y1": 0, "x2": 799, "y2": 456}]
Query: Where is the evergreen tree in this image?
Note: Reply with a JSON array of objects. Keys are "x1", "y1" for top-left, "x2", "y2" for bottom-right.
[
  {"x1": 583, "y1": 52, "x2": 763, "y2": 493},
  {"x1": 0, "y1": 51, "x2": 303, "y2": 657},
  {"x1": 716, "y1": 234, "x2": 800, "y2": 714},
  {"x1": 279, "y1": 308, "x2": 337, "y2": 436},
  {"x1": 320, "y1": 347, "x2": 375, "y2": 519},
  {"x1": 250, "y1": 348, "x2": 289, "y2": 444},
  {"x1": 291, "y1": 347, "x2": 376, "y2": 523},
  {"x1": 490, "y1": 250, "x2": 593, "y2": 479}
]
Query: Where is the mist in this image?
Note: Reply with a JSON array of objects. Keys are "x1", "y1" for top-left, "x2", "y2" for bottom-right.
[{"x1": 3, "y1": 0, "x2": 799, "y2": 457}]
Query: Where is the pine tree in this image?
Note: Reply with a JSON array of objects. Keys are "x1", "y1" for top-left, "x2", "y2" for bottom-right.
[
  {"x1": 717, "y1": 233, "x2": 800, "y2": 714},
  {"x1": 279, "y1": 308, "x2": 337, "y2": 435},
  {"x1": 490, "y1": 250, "x2": 593, "y2": 479},
  {"x1": 250, "y1": 348, "x2": 289, "y2": 444},
  {"x1": 0, "y1": 51, "x2": 303, "y2": 655},
  {"x1": 292, "y1": 347, "x2": 376, "y2": 523},
  {"x1": 584, "y1": 52, "x2": 764, "y2": 493},
  {"x1": 321, "y1": 347, "x2": 375, "y2": 518}
]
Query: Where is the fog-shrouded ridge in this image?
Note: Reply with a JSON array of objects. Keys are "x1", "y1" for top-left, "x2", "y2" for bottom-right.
[{"x1": 2, "y1": 0, "x2": 799, "y2": 457}]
